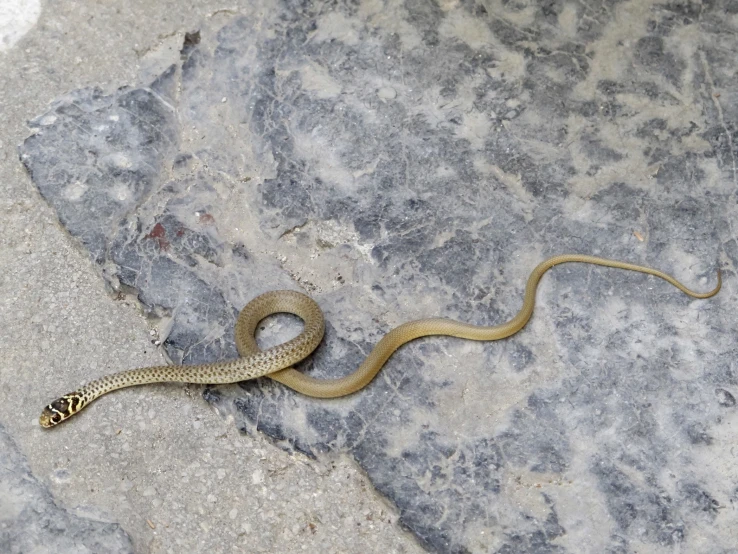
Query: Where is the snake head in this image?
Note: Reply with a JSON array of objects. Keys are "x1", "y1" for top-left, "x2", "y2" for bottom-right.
[{"x1": 39, "y1": 394, "x2": 83, "y2": 428}]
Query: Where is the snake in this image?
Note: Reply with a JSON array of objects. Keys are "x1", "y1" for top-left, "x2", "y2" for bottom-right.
[{"x1": 39, "y1": 254, "x2": 721, "y2": 427}]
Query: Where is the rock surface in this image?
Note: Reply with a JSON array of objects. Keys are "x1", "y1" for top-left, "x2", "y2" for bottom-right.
[
  {"x1": 0, "y1": 424, "x2": 133, "y2": 554},
  {"x1": 18, "y1": 1, "x2": 738, "y2": 552}
]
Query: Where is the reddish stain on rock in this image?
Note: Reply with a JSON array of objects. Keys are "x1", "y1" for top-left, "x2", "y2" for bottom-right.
[
  {"x1": 146, "y1": 222, "x2": 170, "y2": 250},
  {"x1": 198, "y1": 213, "x2": 215, "y2": 225}
]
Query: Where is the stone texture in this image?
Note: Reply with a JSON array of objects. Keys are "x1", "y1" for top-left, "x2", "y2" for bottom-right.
[
  {"x1": 0, "y1": 424, "x2": 133, "y2": 554},
  {"x1": 17, "y1": 1, "x2": 738, "y2": 552}
]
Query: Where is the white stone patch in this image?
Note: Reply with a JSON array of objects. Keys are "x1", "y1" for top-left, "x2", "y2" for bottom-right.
[
  {"x1": 62, "y1": 181, "x2": 88, "y2": 202},
  {"x1": 109, "y1": 183, "x2": 133, "y2": 203},
  {"x1": 299, "y1": 63, "x2": 343, "y2": 99},
  {"x1": 355, "y1": 0, "x2": 422, "y2": 50},
  {"x1": 437, "y1": 0, "x2": 460, "y2": 12},
  {"x1": 251, "y1": 469, "x2": 264, "y2": 484},
  {"x1": 38, "y1": 114, "x2": 57, "y2": 126},
  {"x1": 377, "y1": 86, "x2": 397, "y2": 101},
  {"x1": 311, "y1": 12, "x2": 360, "y2": 45},
  {"x1": 439, "y1": 10, "x2": 499, "y2": 51},
  {"x1": 557, "y1": 2, "x2": 579, "y2": 37},
  {"x1": 291, "y1": 126, "x2": 357, "y2": 193},
  {"x1": 456, "y1": 110, "x2": 491, "y2": 149},
  {"x1": 104, "y1": 152, "x2": 133, "y2": 169},
  {"x1": 0, "y1": 0, "x2": 41, "y2": 52}
]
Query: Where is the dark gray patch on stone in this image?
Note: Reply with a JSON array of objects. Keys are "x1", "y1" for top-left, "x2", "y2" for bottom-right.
[
  {"x1": 678, "y1": 482, "x2": 720, "y2": 518},
  {"x1": 18, "y1": 1, "x2": 738, "y2": 552},
  {"x1": 593, "y1": 458, "x2": 684, "y2": 546},
  {"x1": 715, "y1": 388, "x2": 736, "y2": 407},
  {"x1": 635, "y1": 36, "x2": 684, "y2": 87},
  {"x1": 20, "y1": 87, "x2": 179, "y2": 264}
]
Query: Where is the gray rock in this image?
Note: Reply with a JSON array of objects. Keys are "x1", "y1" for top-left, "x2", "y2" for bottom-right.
[
  {"x1": 18, "y1": 1, "x2": 738, "y2": 552},
  {"x1": 0, "y1": 424, "x2": 133, "y2": 554}
]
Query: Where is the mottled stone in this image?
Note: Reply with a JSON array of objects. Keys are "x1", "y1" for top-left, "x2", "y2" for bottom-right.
[{"x1": 18, "y1": 1, "x2": 738, "y2": 552}]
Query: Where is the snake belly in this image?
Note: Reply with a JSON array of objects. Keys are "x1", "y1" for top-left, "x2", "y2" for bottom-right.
[{"x1": 39, "y1": 254, "x2": 721, "y2": 427}]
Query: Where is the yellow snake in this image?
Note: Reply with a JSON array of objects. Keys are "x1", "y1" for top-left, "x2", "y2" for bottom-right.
[{"x1": 39, "y1": 254, "x2": 721, "y2": 427}]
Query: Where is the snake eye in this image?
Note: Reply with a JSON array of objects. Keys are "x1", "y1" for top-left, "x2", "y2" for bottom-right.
[{"x1": 39, "y1": 407, "x2": 60, "y2": 428}]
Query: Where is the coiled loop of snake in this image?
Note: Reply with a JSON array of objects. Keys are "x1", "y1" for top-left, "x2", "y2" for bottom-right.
[{"x1": 39, "y1": 254, "x2": 721, "y2": 427}]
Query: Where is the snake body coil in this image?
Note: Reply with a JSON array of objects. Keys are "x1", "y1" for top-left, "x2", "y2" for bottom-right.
[{"x1": 39, "y1": 255, "x2": 721, "y2": 427}]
